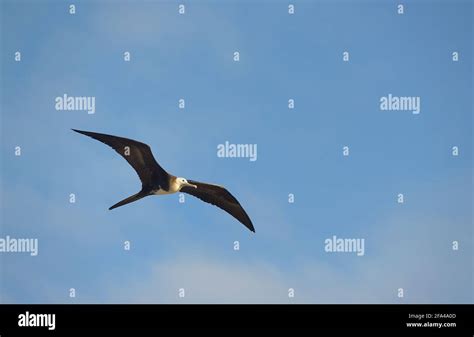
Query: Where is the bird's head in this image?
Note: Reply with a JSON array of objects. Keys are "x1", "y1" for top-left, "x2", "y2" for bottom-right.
[{"x1": 177, "y1": 177, "x2": 197, "y2": 190}]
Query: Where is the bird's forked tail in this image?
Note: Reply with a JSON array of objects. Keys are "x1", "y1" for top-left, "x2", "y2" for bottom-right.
[{"x1": 109, "y1": 190, "x2": 148, "y2": 210}]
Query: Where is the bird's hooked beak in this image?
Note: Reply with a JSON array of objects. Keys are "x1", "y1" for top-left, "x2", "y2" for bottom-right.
[{"x1": 185, "y1": 182, "x2": 197, "y2": 189}]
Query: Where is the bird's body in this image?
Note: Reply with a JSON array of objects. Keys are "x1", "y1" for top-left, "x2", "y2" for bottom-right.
[
  {"x1": 72, "y1": 129, "x2": 255, "y2": 232},
  {"x1": 152, "y1": 188, "x2": 175, "y2": 195},
  {"x1": 152, "y1": 177, "x2": 180, "y2": 195}
]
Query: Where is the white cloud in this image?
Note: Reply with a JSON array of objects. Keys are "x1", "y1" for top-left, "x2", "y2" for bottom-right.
[
  {"x1": 105, "y1": 255, "x2": 291, "y2": 303},
  {"x1": 103, "y1": 209, "x2": 472, "y2": 304}
]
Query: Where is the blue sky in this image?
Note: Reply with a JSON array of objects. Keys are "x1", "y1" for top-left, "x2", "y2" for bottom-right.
[{"x1": 1, "y1": 0, "x2": 472, "y2": 303}]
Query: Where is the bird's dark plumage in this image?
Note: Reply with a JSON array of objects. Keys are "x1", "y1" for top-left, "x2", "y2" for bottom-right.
[
  {"x1": 181, "y1": 181, "x2": 255, "y2": 232},
  {"x1": 72, "y1": 129, "x2": 170, "y2": 191},
  {"x1": 108, "y1": 190, "x2": 149, "y2": 210},
  {"x1": 72, "y1": 129, "x2": 255, "y2": 232}
]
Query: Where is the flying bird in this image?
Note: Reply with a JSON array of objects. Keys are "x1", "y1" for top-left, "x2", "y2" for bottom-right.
[{"x1": 72, "y1": 129, "x2": 255, "y2": 232}]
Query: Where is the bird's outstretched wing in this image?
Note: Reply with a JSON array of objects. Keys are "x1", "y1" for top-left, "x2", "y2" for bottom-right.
[
  {"x1": 72, "y1": 129, "x2": 169, "y2": 189},
  {"x1": 181, "y1": 180, "x2": 255, "y2": 232}
]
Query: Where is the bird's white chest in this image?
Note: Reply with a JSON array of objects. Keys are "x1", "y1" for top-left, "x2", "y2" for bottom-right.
[
  {"x1": 152, "y1": 179, "x2": 181, "y2": 195},
  {"x1": 152, "y1": 188, "x2": 175, "y2": 195}
]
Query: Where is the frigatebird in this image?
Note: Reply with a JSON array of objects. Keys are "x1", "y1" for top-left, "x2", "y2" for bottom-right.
[{"x1": 72, "y1": 129, "x2": 255, "y2": 232}]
